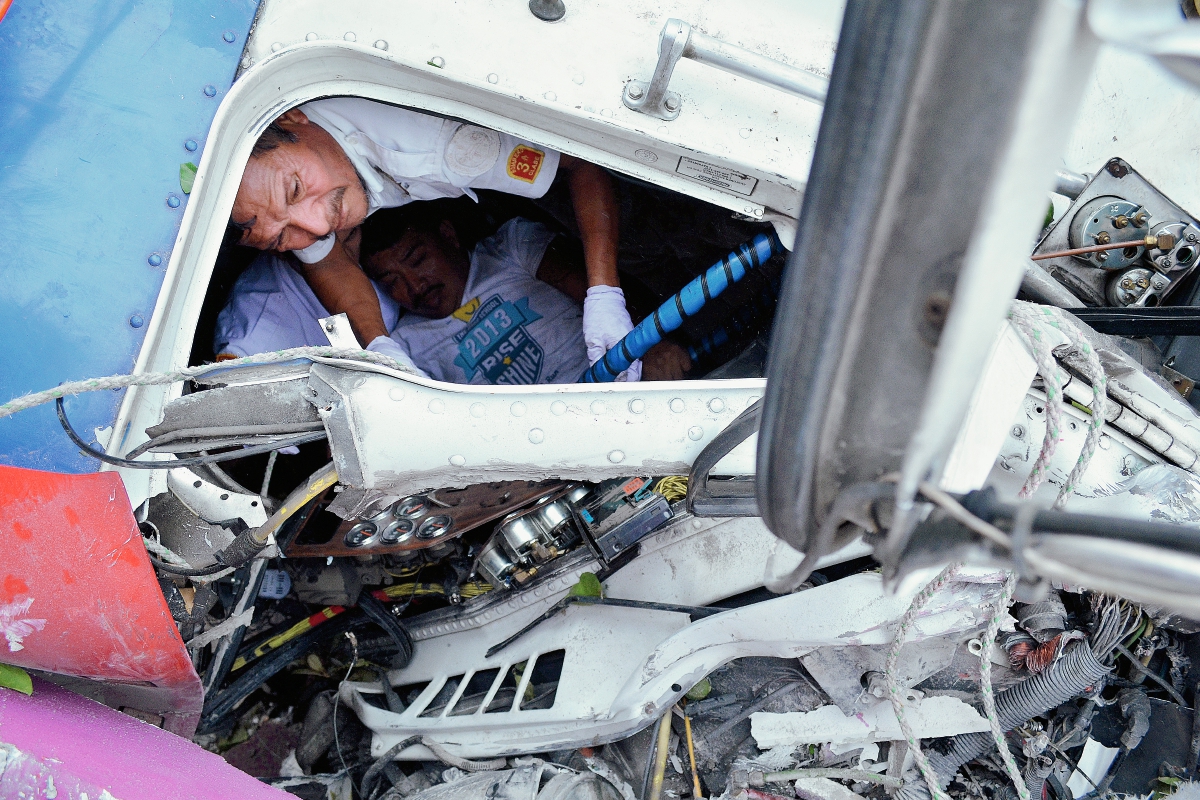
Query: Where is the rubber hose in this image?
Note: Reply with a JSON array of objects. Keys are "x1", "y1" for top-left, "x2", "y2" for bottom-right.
[
  {"x1": 1023, "y1": 757, "x2": 1054, "y2": 799},
  {"x1": 357, "y1": 591, "x2": 415, "y2": 668},
  {"x1": 896, "y1": 643, "x2": 1111, "y2": 800},
  {"x1": 581, "y1": 231, "x2": 782, "y2": 382}
]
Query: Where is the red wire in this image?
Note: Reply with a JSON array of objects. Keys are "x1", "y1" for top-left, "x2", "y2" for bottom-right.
[{"x1": 0, "y1": 0, "x2": 13, "y2": 25}]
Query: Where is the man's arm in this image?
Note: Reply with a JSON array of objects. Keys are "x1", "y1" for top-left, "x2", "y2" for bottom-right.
[
  {"x1": 557, "y1": 154, "x2": 642, "y2": 379},
  {"x1": 298, "y1": 227, "x2": 390, "y2": 345},
  {"x1": 556, "y1": 154, "x2": 619, "y2": 288},
  {"x1": 535, "y1": 235, "x2": 589, "y2": 304}
]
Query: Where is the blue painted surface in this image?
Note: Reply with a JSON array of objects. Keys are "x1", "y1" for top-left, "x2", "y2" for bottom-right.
[{"x1": 0, "y1": 0, "x2": 259, "y2": 472}]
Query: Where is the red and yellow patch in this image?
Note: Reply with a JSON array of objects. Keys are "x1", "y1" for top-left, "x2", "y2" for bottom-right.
[{"x1": 506, "y1": 144, "x2": 545, "y2": 184}]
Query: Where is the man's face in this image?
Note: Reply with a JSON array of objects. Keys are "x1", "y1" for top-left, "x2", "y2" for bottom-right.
[
  {"x1": 232, "y1": 110, "x2": 370, "y2": 252},
  {"x1": 363, "y1": 221, "x2": 471, "y2": 319}
]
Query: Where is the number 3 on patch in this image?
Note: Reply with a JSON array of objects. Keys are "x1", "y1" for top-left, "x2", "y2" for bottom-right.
[{"x1": 506, "y1": 145, "x2": 545, "y2": 183}]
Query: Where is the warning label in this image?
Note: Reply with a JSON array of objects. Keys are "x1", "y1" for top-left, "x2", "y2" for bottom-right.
[{"x1": 675, "y1": 157, "x2": 758, "y2": 196}]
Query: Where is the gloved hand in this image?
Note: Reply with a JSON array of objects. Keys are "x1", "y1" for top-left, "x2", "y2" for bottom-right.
[
  {"x1": 366, "y1": 336, "x2": 429, "y2": 378},
  {"x1": 583, "y1": 285, "x2": 640, "y2": 382}
]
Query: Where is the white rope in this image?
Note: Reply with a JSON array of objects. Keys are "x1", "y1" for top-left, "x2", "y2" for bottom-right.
[
  {"x1": 142, "y1": 535, "x2": 189, "y2": 566},
  {"x1": 884, "y1": 562, "x2": 962, "y2": 800},
  {"x1": 1008, "y1": 306, "x2": 1066, "y2": 500},
  {"x1": 977, "y1": 573, "x2": 1028, "y2": 800},
  {"x1": 0, "y1": 346, "x2": 413, "y2": 421},
  {"x1": 1020, "y1": 304, "x2": 1109, "y2": 508}
]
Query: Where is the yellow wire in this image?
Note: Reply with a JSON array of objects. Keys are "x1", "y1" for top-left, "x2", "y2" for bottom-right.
[{"x1": 654, "y1": 475, "x2": 689, "y2": 502}]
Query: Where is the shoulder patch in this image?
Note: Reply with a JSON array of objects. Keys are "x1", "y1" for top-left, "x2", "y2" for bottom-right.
[
  {"x1": 452, "y1": 297, "x2": 481, "y2": 323},
  {"x1": 506, "y1": 144, "x2": 545, "y2": 184}
]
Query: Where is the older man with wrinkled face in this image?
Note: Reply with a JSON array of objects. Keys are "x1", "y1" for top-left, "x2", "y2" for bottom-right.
[{"x1": 231, "y1": 98, "x2": 640, "y2": 380}]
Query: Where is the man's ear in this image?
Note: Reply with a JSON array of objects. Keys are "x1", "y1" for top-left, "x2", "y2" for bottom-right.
[
  {"x1": 437, "y1": 220, "x2": 461, "y2": 251},
  {"x1": 276, "y1": 108, "x2": 310, "y2": 127}
]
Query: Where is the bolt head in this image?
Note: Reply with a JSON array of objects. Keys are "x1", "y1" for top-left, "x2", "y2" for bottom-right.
[
  {"x1": 202, "y1": 84, "x2": 217, "y2": 97},
  {"x1": 664, "y1": 95, "x2": 680, "y2": 111},
  {"x1": 222, "y1": 30, "x2": 236, "y2": 43},
  {"x1": 627, "y1": 84, "x2": 643, "y2": 100},
  {"x1": 1096, "y1": 231, "x2": 1111, "y2": 245}
]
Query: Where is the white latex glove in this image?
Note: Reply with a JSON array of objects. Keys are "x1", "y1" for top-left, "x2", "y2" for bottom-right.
[
  {"x1": 366, "y1": 336, "x2": 429, "y2": 378},
  {"x1": 583, "y1": 285, "x2": 641, "y2": 382}
]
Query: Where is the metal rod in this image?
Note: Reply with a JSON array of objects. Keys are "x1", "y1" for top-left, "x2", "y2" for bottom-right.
[
  {"x1": 1032, "y1": 234, "x2": 1169, "y2": 261},
  {"x1": 684, "y1": 29, "x2": 828, "y2": 103}
]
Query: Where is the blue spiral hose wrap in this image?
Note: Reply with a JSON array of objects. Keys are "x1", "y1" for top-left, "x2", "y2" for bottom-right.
[{"x1": 580, "y1": 230, "x2": 785, "y2": 383}]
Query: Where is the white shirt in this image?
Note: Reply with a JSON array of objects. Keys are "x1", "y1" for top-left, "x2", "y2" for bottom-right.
[
  {"x1": 294, "y1": 98, "x2": 561, "y2": 264},
  {"x1": 214, "y1": 253, "x2": 401, "y2": 357},
  {"x1": 392, "y1": 219, "x2": 589, "y2": 385}
]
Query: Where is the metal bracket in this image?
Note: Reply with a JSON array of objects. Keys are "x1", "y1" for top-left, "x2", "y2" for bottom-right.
[
  {"x1": 623, "y1": 18, "x2": 829, "y2": 121},
  {"x1": 686, "y1": 399, "x2": 761, "y2": 517}
]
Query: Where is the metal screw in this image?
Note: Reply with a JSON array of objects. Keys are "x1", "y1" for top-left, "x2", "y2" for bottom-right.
[
  {"x1": 1096, "y1": 252, "x2": 1108, "y2": 263},
  {"x1": 222, "y1": 31, "x2": 236, "y2": 43},
  {"x1": 664, "y1": 95, "x2": 680, "y2": 111},
  {"x1": 203, "y1": 85, "x2": 216, "y2": 97},
  {"x1": 627, "y1": 84, "x2": 643, "y2": 100},
  {"x1": 1162, "y1": 259, "x2": 1173, "y2": 269},
  {"x1": 1133, "y1": 212, "x2": 1149, "y2": 228},
  {"x1": 1113, "y1": 215, "x2": 1129, "y2": 229},
  {"x1": 184, "y1": 139, "x2": 198, "y2": 152},
  {"x1": 1188, "y1": 233, "x2": 1198, "y2": 243},
  {"x1": 129, "y1": 315, "x2": 144, "y2": 328},
  {"x1": 166, "y1": 195, "x2": 181, "y2": 208},
  {"x1": 1096, "y1": 231, "x2": 1111, "y2": 245},
  {"x1": 147, "y1": 254, "x2": 162, "y2": 267}
]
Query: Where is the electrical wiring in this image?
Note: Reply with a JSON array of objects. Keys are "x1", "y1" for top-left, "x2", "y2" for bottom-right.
[
  {"x1": 57, "y1": 397, "x2": 326, "y2": 470},
  {"x1": 653, "y1": 475, "x2": 689, "y2": 502}
]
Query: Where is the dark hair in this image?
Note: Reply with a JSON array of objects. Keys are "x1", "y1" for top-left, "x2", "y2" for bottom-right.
[
  {"x1": 360, "y1": 198, "x2": 480, "y2": 260},
  {"x1": 249, "y1": 122, "x2": 299, "y2": 158}
]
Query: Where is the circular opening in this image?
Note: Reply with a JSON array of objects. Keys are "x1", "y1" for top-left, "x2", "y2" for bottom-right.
[
  {"x1": 1123, "y1": 246, "x2": 1139, "y2": 259},
  {"x1": 1146, "y1": 295, "x2": 1160, "y2": 307},
  {"x1": 1035, "y1": 406, "x2": 1044, "y2": 414},
  {"x1": 344, "y1": 522, "x2": 378, "y2": 548},
  {"x1": 1177, "y1": 247, "x2": 1194, "y2": 264}
]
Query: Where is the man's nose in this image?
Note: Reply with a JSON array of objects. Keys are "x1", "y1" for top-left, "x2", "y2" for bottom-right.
[{"x1": 290, "y1": 198, "x2": 334, "y2": 238}]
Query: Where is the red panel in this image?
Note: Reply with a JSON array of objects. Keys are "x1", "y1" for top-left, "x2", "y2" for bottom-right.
[{"x1": 0, "y1": 465, "x2": 203, "y2": 734}]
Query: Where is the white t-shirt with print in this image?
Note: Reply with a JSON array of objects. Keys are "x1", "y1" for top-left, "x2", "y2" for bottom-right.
[
  {"x1": 294, "y1": 98, "x2": 561, "y2": 264},
  {"x1": 391, "y1": 219, "x2": 589, "y2": 385},
  {"x1": 214, "y1": 253, "x2": 401, "y2": 357}
]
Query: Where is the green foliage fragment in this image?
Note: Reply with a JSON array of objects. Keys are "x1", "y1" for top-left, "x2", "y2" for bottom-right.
[
  {"x1": 568, "y1": 572, "x2": 603, "y2": 598},
  {"x1": 180, "y1": 162, "x2": 198, "y2": 194},
  {"x1": 685, "y1": 678, "x2": 712, "y2": 701},
  {"x1": 0, "y1": 663, "x2": 33, "y2": 696}
]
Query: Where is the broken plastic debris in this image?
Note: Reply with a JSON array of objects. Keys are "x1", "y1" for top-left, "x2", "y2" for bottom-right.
[{"x1": 750, "y1": 695, "x2": 990, "y2": 750}]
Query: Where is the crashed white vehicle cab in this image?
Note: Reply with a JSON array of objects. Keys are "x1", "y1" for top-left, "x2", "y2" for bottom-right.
[{"x1": 32, "y1": 0, "x2": 1200, "y2": 798}]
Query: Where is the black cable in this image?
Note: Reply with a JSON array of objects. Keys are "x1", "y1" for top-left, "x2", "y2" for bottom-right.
[
  {"x1": 125, "y1": 421, "x2": 326, "y2": 459},
  {"x1": 57, "y1": 397, "x2": 325, "y2": 470},
  {"x1": 146, "y1": 553, "x2": 231, "y2": 577}
]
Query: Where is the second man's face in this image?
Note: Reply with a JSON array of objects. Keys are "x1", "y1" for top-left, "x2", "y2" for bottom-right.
[{"x1": 363, "y1": 222, "x2": 471, "y2": 319}]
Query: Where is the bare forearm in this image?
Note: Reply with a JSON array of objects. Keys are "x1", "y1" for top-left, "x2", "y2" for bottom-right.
[
  {"x1": 560, "y1": 154, "x2": 620, "y2": 288},
  {"x1": 300, "y1": 240, "x2": 388, "y2": 345}
]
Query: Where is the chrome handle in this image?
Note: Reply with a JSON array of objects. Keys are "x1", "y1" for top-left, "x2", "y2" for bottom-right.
[{"x1": 623, "y1": 18, "x2": 829, "y2": 121}]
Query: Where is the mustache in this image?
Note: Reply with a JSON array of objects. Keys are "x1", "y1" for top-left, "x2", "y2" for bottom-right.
[{"x1": 326, "y1": 186, "x2": 346, "y2": 231}]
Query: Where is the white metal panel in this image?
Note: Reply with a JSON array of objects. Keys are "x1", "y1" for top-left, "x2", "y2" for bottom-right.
[{"x1": 242, "y1": 0, "x2": 840, "y2": 213}]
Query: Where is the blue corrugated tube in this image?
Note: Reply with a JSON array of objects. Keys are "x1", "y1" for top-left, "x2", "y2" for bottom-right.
[{"x1": 581, "y1": 230, "x2": 785, "y2": 382}]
